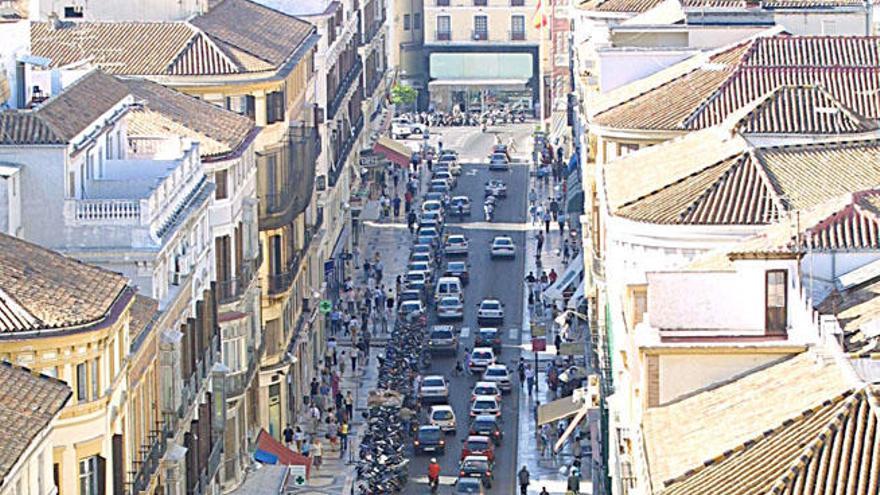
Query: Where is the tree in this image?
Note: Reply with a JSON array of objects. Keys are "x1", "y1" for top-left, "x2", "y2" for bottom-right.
[{"x1": 390, "y1": 84, "x2": 418, "y2": 109}]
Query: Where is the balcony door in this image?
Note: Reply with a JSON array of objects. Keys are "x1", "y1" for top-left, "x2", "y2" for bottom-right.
[
  {"x1": 765, "y1": 270, "x2": 787, "y2": 335},
  {"x1": 474, "y1": 15, "x2": 488, "y2": 40}
]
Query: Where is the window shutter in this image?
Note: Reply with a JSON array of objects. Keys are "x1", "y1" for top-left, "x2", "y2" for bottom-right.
[
  {"x1": 111, "y1": 435, "x2": 125, "y2": 495},
  {"x1": 96, "y1": 456, "x2": 107, "y2": 495}
]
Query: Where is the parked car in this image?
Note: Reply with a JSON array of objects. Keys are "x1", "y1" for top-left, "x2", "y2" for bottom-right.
[
  {"x1": 445, "y1": 234, "x2": 469, "y2": 255},
  {"x1": 429, "y1": 405, "x2": 457, "y2": 433},
  {"x1": 429, "y1": 325, "x2": 458, "y2": 354},
  {"x1": 437, "y1": 296, "x2": 464, "y2": 320},
  {"x1": 459, "y1": 455, "x2": 493, "y2": 488},
  {"x1": 391, "y1": 120, "x2": 411, "y2": 139},
  {"x1": 481, "y1": 364, "x2": 513, "y2": 392},
  {"x1": 419, "y1": 375, "x2": 450, "y2": 404},
  {"x1": 477, "y1": 299, "x2": 504, "y2": 324},
  {"x1": 461, "y1": 435, "x2": 496, "y2": 462},
  {"x1": 490, "y1": 236, "x2": 516, "y2": 258},
  {"x1": 414, "y1": 425, "x2": 446, "y2": 454},
  {"x1": 407, "y1": 261, "x2": 432, "y2": 279},
  {"x1": 468, "y1": 347, "x2": 496, "y2": 373},
  {"x1": 469, "y1": 414, "x2": 503, "y2": 444},
  {"x1": 444, "y1": 261, "x2": 470, "y2": 285},
  {"x1": 475, "y1": 327, "x2": 502, "y2": 353}
]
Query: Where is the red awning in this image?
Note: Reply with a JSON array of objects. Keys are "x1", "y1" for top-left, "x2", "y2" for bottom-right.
[
  {"x1": 373, "y1": 136, "x2": 412, "y2": 168},
  {"x1": 255, "y1": 429, "x2": 311, "y2": 476}
]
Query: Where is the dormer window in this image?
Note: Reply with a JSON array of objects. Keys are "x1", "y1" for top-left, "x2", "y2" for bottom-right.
[
  {"x1": 63, "y1": 5, "x2": 83, "y2": 17},
  {"x1": 765, "y1": 270, "x2": 787, "y2": 335}
]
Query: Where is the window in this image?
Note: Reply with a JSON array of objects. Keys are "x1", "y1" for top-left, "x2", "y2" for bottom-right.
[
  {"x1": 223, "y1": 339, "x2": 243, "y2": 372},
  {"x1": 765, "y1": 270, "x2": 787, "y2": 335},
  {"x1": 86, "y1": 153, "x2": 94, "y2": 180},
  {"x1": 215, "y1": 169, "x2": 228, "y2": 200},
  {"x1": 76, "y1": 362, "x2": 87, "y2": 402},
  {"x1": 266, "y1": 91, "x2": 286, "y2": 124},
  {"x1": 474, "y1": 15, "x2": 488, "y2": 39},
  {"x1": 225, "y1": 95, "x2": 256, "y2": 120},
  {"x1": 414, "y1": 13, "x2": 422, "y2": 29},
  {"x1": 403, "y1": 14, "x2": 411, "y2": 30},
  {"x1": 511, "y1": 14, "x2": 525, "y2": 39},
  {"x1": 821, "y1": 20, "x2": 837, "y2": 35},
  {"x1": 271, "y1": 234, "x2": 283, "y2": 275},
  {"x1": 78, "y1": 456, "x2": 100, "y2": 495},
  {"x1": 68, "y1": 171, "x2": 76, "y2": 198},
  {"x1": 437, "y1": 15, "x2": 451, "y2": 40},
  {"x1": 106, "y1": 136, "x2": 113, "y2": 160},
  {"x1": 37, "y1": 451, "x2": 45, "y2": 495},
  {"x1": 437, "y1": 0, "x2": 450, "y2": 4},
  {"x1": 64, "y1": 5, "x2": 83, "y2": 17},
  {"x1": 116, "y1": 130, "x2": 123, "y2": 158},
  {"x1": 474, "y1": 0, "x2": 488, "y2": 5},
  {"x1": 511, "y1": 0, "x2": 525, "y2": 4},
  {"x1": 90, "y1": 358, "x2": 99, "y2": 399}
]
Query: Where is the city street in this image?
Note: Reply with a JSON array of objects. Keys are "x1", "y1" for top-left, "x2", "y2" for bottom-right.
[{"x1": 401, "y1": 124, "x2": 532, "y2": 494}]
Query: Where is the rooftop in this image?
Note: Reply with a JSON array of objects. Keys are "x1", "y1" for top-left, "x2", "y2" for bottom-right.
[
  {"x1": 0, "y1": 363, "x2": 71, "y2": 484},
  {"x1": 579, "y1": 0, "x2": 865, "y2": 14},
  {"x1": 30, "y1": 0, "x2": 315, "y2": 76},
  {"x1": 591, "y1": 35, "x2": 880, "y2": 131},
  {"x1": 0, "y1": 233, "x2": 129, "y2": 332},
  {"x1": 643, "y1": 352, "x2": 857, "y2": 491}
]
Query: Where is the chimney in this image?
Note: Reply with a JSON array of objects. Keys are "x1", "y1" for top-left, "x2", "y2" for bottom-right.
[{"x1": 48, "y1": 11, "x2": 62, "y2": 30}]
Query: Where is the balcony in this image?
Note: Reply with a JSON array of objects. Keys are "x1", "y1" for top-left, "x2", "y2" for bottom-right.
[
  {"x1": 437, "y1": 0, "x2": 450, "y2": 4},
  {"x1": 436, "y1": 31, "x2": 451, "y2": 41},
  {"x1": 216, "y1": 250, "x2": 263, "y2": 305},
  {"x1": 363, "y1": 19, "x2": 383, "y2": 45},
  {"x1": 474, "y1": 0, "x2": 487, "y2": 5},
  {"x1": 177, "y1": 335, "x2": 221, "y2": 421},
  {"x1": 327, "y1": 60, "x2": 364, "y2": 121},
  {"x1": 330, "y1": 113, "x2": 365, "y2": 187},
  {"x1": 472, "y1": 30, "x2": 488, "y2": 41},
  {"x1": 225, "y1": 340, "x2": 263, "y2": 398},
  {"x1": 129, "y1": 422, "x2": 173, "y2": 494},
  {"x1": 366, "y1": 67, "x2": 384, "y2": 98},
  {"x1": 258, "y1": 126, "x2": 321, "y2": 231},
  {"x1": 510, "y1": 30, "x2": 526, "y2": 41}
]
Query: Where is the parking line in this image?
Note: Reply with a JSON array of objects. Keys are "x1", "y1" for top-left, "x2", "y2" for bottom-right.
[
  {"x1": 460, "y1": 326, "x2": 470, "y2": 339},
  {"x1": 508, "y1": 327, "x2": 518, "y2": 340}
]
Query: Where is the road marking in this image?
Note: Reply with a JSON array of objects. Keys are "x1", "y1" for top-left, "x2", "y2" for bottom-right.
[
  {"x1": 460, "y1": 326, "x2": 470, "y2": 338},
  {"x1": 411, "y1": 475, "x2": 457, "y2": 485},
  {"x1": 508, "y1": 327, "x2": 518, "y2": 340}
]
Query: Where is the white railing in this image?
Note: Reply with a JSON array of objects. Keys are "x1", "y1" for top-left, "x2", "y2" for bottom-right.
[
  {"x1": 68, "y1": 199, "x2": 145, "y2": 225},
  {"x1": 146, "y1": 141, "x2": 203, "y2": 233}
]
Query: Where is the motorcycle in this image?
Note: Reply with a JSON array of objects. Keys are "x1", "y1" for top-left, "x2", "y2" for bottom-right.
[{"x1": 484, "y1": 202, "x2": 494, "y2": 222}]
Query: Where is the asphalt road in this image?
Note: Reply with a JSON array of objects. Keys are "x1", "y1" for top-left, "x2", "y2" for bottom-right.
[{"x1": 402, "y1": 125, "x2": 530, "y2": 494}]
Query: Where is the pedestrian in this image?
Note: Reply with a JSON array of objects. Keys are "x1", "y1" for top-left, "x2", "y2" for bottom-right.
[
  {"x1": 536, "y1": 231, "x2": 544, "y2": 252},
  {"x1": 392, "y1": 196, "x2": 401, "y2": 217},
  {"x1": 540, "y1": 423, "x2": 552, "y2": 457},
  {"x1": 339, "y1": 351, "x2": 347, "y2": 375},
  {"x1": 567, "y1": 468, "x2": 581, "y2": 493},
  {"x1": 540, "y1": 488, "x2": 550, "y2": 495},
  {"x1": 550, "y1": 198, "x2": 559, "y2": 220},
  {"x1": 301, "y1": 437, "x2": 311, "y2": 457},
  {"x1": 350, "y1": 351, "x2": 357, "y2": 372},
  {"x1": 558, "y1": 211, "x2": 567, "y2": 236},
  {"x1": 572, "y1": 434, "x2": 583, "y2": 461},
  {"x1": 548, "y1": 268, "x2": 558, "y2": 285},
  {"x1": 294, "y1": 426, "x2": 305, "y2": 451},
  {"x1": 283, "y1": 424, "x2": 294, "y2": 449},
  {"x1": 311, "y1": 437, "x2": 323, "y2": 469},
  {"x1": 526, "y1": 365, "x2": 535, "y2": 395},
  {"x1": 374, "y1": 260, "x2": 384, "y2": 283},
  {"x1": 345, "y1": 391, "x2": 354, "y2": 419},
  {"x1": 563, "y1": 239, "x2": 570, "y2": 263},
  {"x1": 517, "y1": 359, "x2": 526, "y2": 386},
  {"x1": 339, "y1": 420, "x2": 350, "y2": 451},
  {"x1": 528, "y1": 188, "x2": 537, "y2": 206},
  {"x1": 362, "y1": 260, "x2": 371, "y2": 282},
  {"x1": 518, "y1": 466, "x2": 531, "y2": 495},
  {"x1": 543, "y1": 210, "x2": 552, "y2": 234},
  {"x1": 309, "y1": 377, "x2": 319, "y2": 400}
]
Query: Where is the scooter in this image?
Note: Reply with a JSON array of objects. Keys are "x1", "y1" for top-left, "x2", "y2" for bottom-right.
[{"x1": 484, "y1": 202, "x2": 494, "y2": 222}]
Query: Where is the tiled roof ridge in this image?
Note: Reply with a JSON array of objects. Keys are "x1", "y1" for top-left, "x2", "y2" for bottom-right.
[
  {"x1": 617, "y1": 150, "x2": 748, "y2": 210},
  {"x1": 0, "y1": 286, "x2": 41, "y2": 330},
  {"x1": 213, "y1": 0, "x2": 312, "y2": 24},
  {"x1": 660, "y1": 388, "x2": 857, "y2": 489},
  {"x1": 33, "y1": 69, "x2": 129, "y2": 139},
  {"x1": 756, "y1": 135, "x2": 880, "y2": 153},
  {"x1": 0, "y1": 360, "x2": 71, "y2": 390},
  {"x1": 166, "y1": 27, "x2": 240, "y2": 74},
  {"x1": 0, "y1": 111, "x2": 65, "y2": 145}
]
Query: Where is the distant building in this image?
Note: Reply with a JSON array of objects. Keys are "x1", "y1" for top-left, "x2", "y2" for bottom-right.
[{"x1": 0, "y1": 362, "x2": 70, "y2": 495}]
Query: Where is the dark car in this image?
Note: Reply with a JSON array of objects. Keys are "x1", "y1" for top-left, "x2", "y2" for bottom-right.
[
  {"x1": 444, "y1": 261, "x2": 470, "y2": 285},
  {"x1": 469, "y1": 414, "x2": 503, "y2": 444},
  {"x1": 398, "y1": 289, "x2": 425, "y2": 306},
  {"x1": 414, "y1": 425, "x2": 446, "y2": 454},
  {"x1": 453, "y1": 477, "x2": 486, "y2": 494},
  {"x1": 474, "y1": 328, "x2": 502, "y2": 353},
  {"x1": 459, "y1": 455, "x2": 494, "y2": 488}
]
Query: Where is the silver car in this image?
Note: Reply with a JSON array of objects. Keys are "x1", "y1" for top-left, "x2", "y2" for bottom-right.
[
  {"x1": 481, "y1": 364, "x2": 513, "y2": 392},
  {"x1": 420, "y1": 375, "x2": 450, "y2": 404},
  {"x1": 437, "y1": 296, "x2": 464, "y2": 320}
]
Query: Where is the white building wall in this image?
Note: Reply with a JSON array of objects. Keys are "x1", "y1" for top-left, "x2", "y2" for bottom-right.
[
  {"x1": 29, "y1": 0, "x2": 207, "y2": 21},
  {"x1": 774, "y1": 10, "x2": 869, "y2": 35}
]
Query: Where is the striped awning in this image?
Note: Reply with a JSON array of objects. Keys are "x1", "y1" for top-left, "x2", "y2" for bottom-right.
[
  {"x1": 538, "y1": 395, "x2": 587, "y2": 426},
  {"x1": 373, "y1": 136, "x2": 412, "y2": 168}
]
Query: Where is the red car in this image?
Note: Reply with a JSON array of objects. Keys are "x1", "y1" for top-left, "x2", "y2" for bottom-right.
[{"x1": 461, "y1": 435, "x2": 495, "y2": 463}]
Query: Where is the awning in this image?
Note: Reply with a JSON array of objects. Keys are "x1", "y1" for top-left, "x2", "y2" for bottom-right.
[
  {"x1": 428, "y1": 78, "x2": 529, "y2": 89},
  {"x1": 254, "y1": 429, "x2": 311, "y2": 476},
  {"x1": 567, "y1": 280, "x2": 586, "y2": 309},
  {"x1": 538, "y1": 394, "x2": 587, "y2": 426},
  {"x1": 549, "y1": 110, "x2": 568, "y2": 147},
  {"x1": 555, "y1": 403, "x2": 590, "y2": 452},
  {"x1": 566, "y1": 151, "x2": 579, "y2": 175},
  {"x1": 0, "y1": 70, "x2": 9, "y2": 105},
  {"x1": 544, "y1": 252, "x2": 583, "y2": 301},
  {"x1": 373, "y1": 136, "x2": 412, "y2": 168}
]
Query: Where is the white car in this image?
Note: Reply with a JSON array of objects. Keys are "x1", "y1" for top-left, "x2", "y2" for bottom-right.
[
  {"x1": 391, "y1": 121, "x2": 411, "y2": 139},
  {"x1": 437, "y1": 155, "x2": 462, "y2": 175},
  {"x1": 445, "y1": 234, "x2": 469, "y2": 255},
  {"x1": 477, "y1": 299, "x2": 504, "y2": 324},
  {"x1": 422, "y1": 200, "x2": 444, "y2": 216},
  {"x1": 468, "y1": 347, "x2": 496, "y2": 373},
  {"x1": 429, "y1": 405, "x2": 457, "y2": 433},
  {"x1": 394, "y1": 115, "x2": 428, "y2": 135},
  {"x1": 470, "y1": 395, "x2": 502, "y2": 417},
  {"x1": 398, "y1": 299, "x2": 425, "y2": 319},
  {"x1": 407, "y1": 261, "x2": 432, "y2": 278},
  {"x1": 470, "y1": 382, "x2": 502, "y2": 402},
  {"x1": 437, "y1": 296, "x2": 464, "y2": 320},
  {"x1": 419, "y1": 375, "x2": 450, "y2": 404},
  {"x1": 482, "y1": 364, "x2": 513, "y2": 392},
  {"x1": 490, "y1": 236, "x2": 516, "y2": 258}
]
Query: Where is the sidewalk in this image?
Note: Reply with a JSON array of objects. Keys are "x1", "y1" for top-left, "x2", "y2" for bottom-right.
[{"x1": 517, "y1": 162, "x2": 592, "y2": 494}]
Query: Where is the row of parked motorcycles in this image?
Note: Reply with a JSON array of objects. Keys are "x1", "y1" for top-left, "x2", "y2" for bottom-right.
[
  {"x1": 355, "y1": 310, "x2": 431, "y2": 492},
  {"x1": 398, "y1": 109, "x2": 529, "y2": 128}
]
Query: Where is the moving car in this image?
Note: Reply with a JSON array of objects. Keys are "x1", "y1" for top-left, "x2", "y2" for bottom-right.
[
  {"x1": 429, "y1": 325, "x2": 458, "y2": 354},
  {"x1": 490, "y1": 236, "x2": 516, "y2": 258},
  {"x1": 459, "y1": 455, "x2": 493, "y2": 488},
  {"x1": 433, "y1": 169, "x2": 457, "y2": 188},
  {"x1": 429, "y1": 179, "x2": 450, "y2": 197},
  {"x1": 410, "y1": 252, "x2": 434, "y2": 267},
  {"x1": 419, "y1": 375, "x2": 450, "y2": 404},
  {"x1": 391, "y1": 120, "x2": 411, "y2": 139},
  {"x1": 488, "y1": 152, "x2": 510, "y2": 171},
  {"x1": 414, "y1": 425, "x2": 446, "y2": 454},
  {"x1": 484, "y1": 179, "x2": 507, "y2": 197},
  {"x1": 450, "y1": 196, "x2": 472, "y2": 216},
  {"x1": 470, "y1": 382, "x2": 501, "y2": 403},
  {"x1": 469, "y1": 396, "x2": 501, "y2": 418},
  {"x1": 422, "y1": 200, "x2": 444, "y2": 216},
  {"x1": 482, "y1": 364, "x2": 513, "y2": 392},
  {"x1": 437, "y1": 296, "x2": 464, "y2": 320},
  {"x1": 444, "y1": 261, "x2": 470, "y2": 285},
  {"x1": 469, "y1": 414, "x2": 503, "y2": 444},
  {"x1": 429, "y1": 405, "x2": 457, "y2": 433},
  {"x1": 474, "y1": 327, "x2": 502, "y2": 353},
  {"x1": 424, "y1": 192, "x2": 448, "y2": 207},
  {"x1": 461, "y1": 435, "x2": 496, "y2": 462},
  {"x1": 404, "y1": 271, "x2": 429, "y2": 292},
  {"x1": 468, "y1": 347, "x2": 496, "y2": 373},
  {"x1": 477, "y1": 299, "x2": 504, "y2": 324},
  {"x1": 407, "y1": 261, "x2": 432, "y2": 278},
  {"x1": 453, "y1": 477, "x2": 486, "y2": 495},
  {"x1": 438, "y1": 154, "x2": 462, "y2": 175},
  {"x1": 398, "y1": 289, "x2": 425, "y2": 306},
  {"x1": 444, "y1": 234, "x2": 469, "y2": 255},
  {"x1": 398, "y1": 299, "x2": 425, "y2": 319}
]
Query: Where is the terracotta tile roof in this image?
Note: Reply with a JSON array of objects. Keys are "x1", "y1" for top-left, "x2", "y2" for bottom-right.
[
  {"x1": 127, "y1": 294, "x2": 158, "y2": 344},
  {"x1": 0, "y1": 363, "x2": 70, "y2": 483},
  {"x1": 30, "y1": 0, "x2": 315, "y2": 76},
  {"x1": 580, "y1": 0, "x2": 864, "y2": 13},
  {"x1": 0, "y1": 233, "x2": 129, "y2": 332},
  {"x1": 733, "y1": 85, "x2": 878, "y2": 135},
  {"x1": 592, "y1": 35, "x2": 880, "y2": 131},
  {"x1": 659, "y1": 385, "x2": 880, "y2": 495},
  {"x1": 122, "y1": 78, "x2": 256, "y2": 159},
  {"x1": 581, "y1": 0, "x2": 664, "y2": 13},
  {"x1": 0, "y1": 113, "x2": 65, "y2": 145},
  {"x1": 643, "y1": 352, "x2": 855, "y2": 490}
]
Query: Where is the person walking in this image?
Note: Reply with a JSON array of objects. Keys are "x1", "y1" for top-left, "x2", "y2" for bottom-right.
[
  {"x1": 311, "y1": 437, "x2": 323, "y2": 470},
  {"x1": 518, "y1": 466, "x2": 531, "y2": 495},
  {"x1": 525, "y1": 364, "x2": 535, "y2": 395},
  {"x1": 550, "y1": 198, "x2": 559, "y2": 221},
  {"x1": 543, "y1": 209, "x2": 552, "y2": 234},
  {"x1": 283, "y1": 424, "x2": 294, "y2": 449},
  {"x1": 517, "y1": 359, "x2": 526, "y2": 387},
  {"x1": 345, "y1": 391, "x2": 354, "y2": 420},
  {"x1": 339, "y1": 420, "x2": 350, "y2": 452},
  {"x1": 558, "y1": 211, "x2": 567, "y2": 236},
  {"x1": 392, "y1": 196, "x2": 401, "y2": 217}
]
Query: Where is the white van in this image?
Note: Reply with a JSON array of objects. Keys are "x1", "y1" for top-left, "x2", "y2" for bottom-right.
[{"x1": 434, "y1": 276, "x2": 463, "y2": 302}]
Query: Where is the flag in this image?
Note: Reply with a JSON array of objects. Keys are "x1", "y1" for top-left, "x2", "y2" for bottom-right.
[{"x1": 533, "y1": 0, "x2": 547, "y2": 28}]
